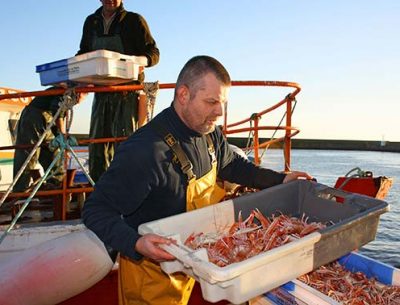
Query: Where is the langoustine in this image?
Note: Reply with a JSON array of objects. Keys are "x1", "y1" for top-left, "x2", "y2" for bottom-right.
[
  {"x1": 184, "y1": 209, "x2": 326, "y2": 267},
  {"x1": 298, "y1": 261, "x2": 400, "y2": 304}
]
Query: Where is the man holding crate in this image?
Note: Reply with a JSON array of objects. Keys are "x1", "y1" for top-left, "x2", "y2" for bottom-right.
[
  {"x1": 83, "y1": 55, "x2": 311, "y2": 305},
  {"x1": 77, "y1": 0, "x2": 160, "y2": 182}
]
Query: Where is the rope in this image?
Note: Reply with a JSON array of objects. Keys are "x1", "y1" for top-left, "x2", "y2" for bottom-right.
[
  {"x1": 344, "y1": 167, "x2": 367, "y2": 178},
  {"x1": 0, "y1": 151, "x2": 64, "y2": 244},
  {"x1": 61, "y1": 87, "x2": 80, "y2": 133},
  {"x1": 0, "y1": 98, "x2": 67, "y2": 208},
  {"x1": 244, "y1": 116, "x2": 255, "y2": 157},
  {"x1": 0, "y1": 89, "x2": 94, "y2": 245},
  {"x1": 143, "y1": 81, "x2": 159, "y2": 122},
  {"x1": 240, "y1": 95, "x2": 298, "y2": 163}
]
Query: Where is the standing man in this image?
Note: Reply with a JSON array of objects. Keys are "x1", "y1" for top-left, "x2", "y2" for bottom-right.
[
  {"x1": 77, "y1": 0, "x2": 160, "y2": 182},
  {"x1": 13, "y1": 89, "x2": 87, "y2": 192},
  {"x1": 82, "y1": 56, "x2": 312, "y2": 305}
]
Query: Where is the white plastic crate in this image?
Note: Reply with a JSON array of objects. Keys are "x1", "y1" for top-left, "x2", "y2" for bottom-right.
[
  {"x1": 138, "y1": 180, "x2": 389, "y2": 304},
  {"x1": 36, "y1": 50, "x2": 144, "y2": 86}
]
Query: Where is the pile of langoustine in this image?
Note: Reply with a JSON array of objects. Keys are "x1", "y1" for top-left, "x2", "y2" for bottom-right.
[
  {"x1": 184, "y1": 209, "x2": 326, "y2": 267},
  {"x1": 298, "y1": 261, "x2": 400, "y2": 305}
]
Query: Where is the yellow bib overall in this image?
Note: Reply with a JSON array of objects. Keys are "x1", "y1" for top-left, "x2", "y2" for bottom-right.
[{"x1": 118, "y1": 135, "x2": 225, "y2": 305}]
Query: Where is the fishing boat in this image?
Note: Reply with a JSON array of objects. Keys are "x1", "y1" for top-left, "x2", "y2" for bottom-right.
[
  {"x1": 0, "y1": 88, "x2": 32, "y2": 192},
  {"x1": 0, "y1": 73, "x2": 396, "y2": 304}
]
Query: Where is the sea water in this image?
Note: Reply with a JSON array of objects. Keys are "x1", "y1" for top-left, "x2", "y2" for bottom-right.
[{"x1": 259, "y1": 149, "x2": 400, "y2": 268}]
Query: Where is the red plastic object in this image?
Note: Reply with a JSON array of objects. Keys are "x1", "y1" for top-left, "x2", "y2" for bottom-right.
[{"x1": 334, "y1": 176, "x2": 392, "y2": 202}]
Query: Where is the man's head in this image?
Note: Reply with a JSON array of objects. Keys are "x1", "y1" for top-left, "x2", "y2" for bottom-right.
[
  {"x1": 173, "y1": 56, "x2": 231, "y2": 135},
  {"x1": 100, "y1": 0, "x2": 122, "y2": 14}
]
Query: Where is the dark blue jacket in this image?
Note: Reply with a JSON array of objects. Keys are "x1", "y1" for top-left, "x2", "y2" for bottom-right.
[{"x1": 82, "y1": 106, "x2": 285, "y2": 260}]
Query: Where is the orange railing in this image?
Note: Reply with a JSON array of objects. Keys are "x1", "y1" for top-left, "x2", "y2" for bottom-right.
[
  {"x1": 0, "y1": 87, "x2": 33, "y2": 108},
  {"x1": 223, "y1": 81, "x2": 300, "y2": 168},
  {"x1": 0, "y1": 81, "x2": 300, "y2": 220}
]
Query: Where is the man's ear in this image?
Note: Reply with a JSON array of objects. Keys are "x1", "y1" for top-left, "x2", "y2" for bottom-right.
[{"x1": 176, "y1": 85, "x2": 190, "y2": 105}]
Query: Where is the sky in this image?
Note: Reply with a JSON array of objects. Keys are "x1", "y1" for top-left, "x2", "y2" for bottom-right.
[{"x1": 1, "y1": 1, "x2": 399, "y2": 141}]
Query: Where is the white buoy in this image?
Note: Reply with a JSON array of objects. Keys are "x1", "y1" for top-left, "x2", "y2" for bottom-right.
[{"x1": 0, "y1": 229, "x2": 113, "y2": 305}]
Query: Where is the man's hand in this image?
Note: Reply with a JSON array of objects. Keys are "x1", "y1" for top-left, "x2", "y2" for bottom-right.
[
  {"x1": 282, "y1": 171, "x2": 313, "y2": 183},
  {"x1": 135, "y1": 234, "x2": 176, "y2": 262}
]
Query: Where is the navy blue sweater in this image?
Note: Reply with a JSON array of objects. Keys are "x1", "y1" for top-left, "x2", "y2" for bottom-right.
[{"x1": 82, "y1": 106, "x2": 286, "y2": 260}]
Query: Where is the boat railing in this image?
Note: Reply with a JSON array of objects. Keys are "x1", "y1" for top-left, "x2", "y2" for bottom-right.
[
  {"x1": 0, "y1": 81, "x2": 301, "y2": 222},
  {"x1": 222, "y1": 81, "x2": 301, "y2": 167},
  {"x1": 0, "y1": 87, "x2": 33, "y2": 108}
]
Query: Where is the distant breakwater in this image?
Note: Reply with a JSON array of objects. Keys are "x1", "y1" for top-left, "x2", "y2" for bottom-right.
[
  {"x1": 227, "y1": 138, "x2": 400, "y2": 153},
  {"x1": 71, "y1": 134, "x2": 400, "y2": 153}
]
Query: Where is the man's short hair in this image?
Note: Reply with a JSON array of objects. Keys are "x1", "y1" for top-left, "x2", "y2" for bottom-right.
[{"x1": 175, "y1": 55, "x2": 231, "y2": 98}]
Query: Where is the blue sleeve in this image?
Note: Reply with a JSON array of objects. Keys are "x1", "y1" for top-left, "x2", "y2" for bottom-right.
[
  {"x1": 82, "y1": 140, "x2": 154, "y2": 260},
  {"x1": 213, "y1": 128, "x2": 286, "y2": 189}
]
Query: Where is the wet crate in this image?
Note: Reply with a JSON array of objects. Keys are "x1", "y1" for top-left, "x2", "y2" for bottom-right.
[
  {"x1": 36, "y1": 50, "x2": 143, "y2": 86},
  {"x1": 262, "y1": 287, "x2": 311, "y2": 305},
  {"x1": 274, "y1": 252, "x2": 400, "y2": 305},
  {"x1": 138, "y1": 180, "x2": 389, "y2": 304}
]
